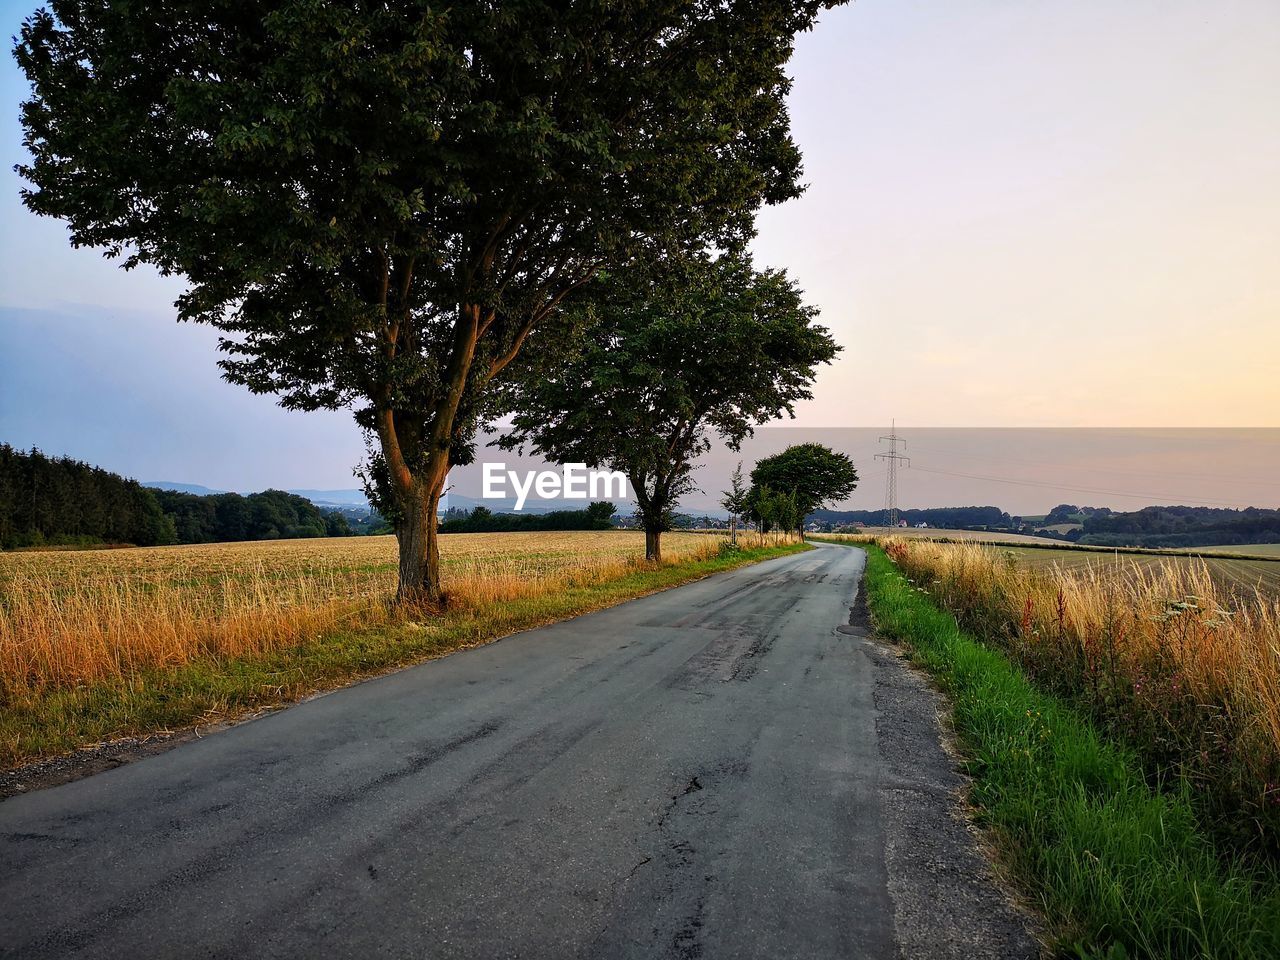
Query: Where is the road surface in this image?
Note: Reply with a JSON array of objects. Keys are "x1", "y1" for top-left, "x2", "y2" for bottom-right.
[{"x1": 1, "y1": 543, "x2": 1035, "y2": 958}]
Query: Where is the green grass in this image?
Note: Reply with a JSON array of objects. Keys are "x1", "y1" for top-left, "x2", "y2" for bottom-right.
[
  {"x1": 2, "y1": 541, "x2": 806, "y2": 768},
  {"x1": 855, "y1": 541, "x2": 1280, "y2": 959}
]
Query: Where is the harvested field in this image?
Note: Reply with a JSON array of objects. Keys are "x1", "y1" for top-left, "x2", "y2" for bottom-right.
[
  {"x1": 988, "y1": 544, "x2": 1280, "y2": 600},
  {"x1": 0, "y1": 530, "x2": 752, "y2": 695}
]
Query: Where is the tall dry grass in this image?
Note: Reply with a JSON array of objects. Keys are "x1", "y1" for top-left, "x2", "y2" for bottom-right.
[
  {"x1": 0, "y1": 531, "x2": 768, "y2": 700},
  {"x1": 881, "y1": 535, "x2": 1280, "y2": 846}
]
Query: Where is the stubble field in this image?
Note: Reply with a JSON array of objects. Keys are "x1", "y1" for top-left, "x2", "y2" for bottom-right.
[
  {"x1": 987, "y1": 545, "x2": 1280, "y2": 599},
  {"x1": 823, "y1": 531, "x2": 1280, "y2": 598},
  {"x1": 0, "y1": 530, "x2": 797, "y2": 767},
  {"x1": 0, "y1": 530, "x2": 741, "y2": 694}
]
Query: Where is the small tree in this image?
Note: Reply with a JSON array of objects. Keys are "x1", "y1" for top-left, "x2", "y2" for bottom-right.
[
  {"x1": 748, "y1": 483, "x2": 777, "y2": 534},
  {"x1": 721, "y1": 462, "x2": 750, "y2": 546},
  {"x1": 746, "y1": 483, "x2": 798, "y2": 536},
  {"x1": 499, "y1": 254, "x2": 837, "y2": 562},
  {"x1": 778, "y1": 488, "x2": 801, "y2": 535},
  {"x1": 750, "y1": 443, "x2": 858, "y2": 528},
  {"x1": 585, "y1": 501, "x2": 618, "y2": 530},
  {"x1": 15, "y1": 0, "x2": 840, "y2": 605}
]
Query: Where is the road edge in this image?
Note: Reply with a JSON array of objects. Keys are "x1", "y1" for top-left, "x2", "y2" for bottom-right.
[{"x1": 843, "y1": 544, "x2": 1043, "y2": 958}]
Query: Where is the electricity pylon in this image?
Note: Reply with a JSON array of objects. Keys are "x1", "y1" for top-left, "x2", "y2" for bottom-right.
[{"x1": 875, "y1": 420, "x2": 910, "y2": 527}]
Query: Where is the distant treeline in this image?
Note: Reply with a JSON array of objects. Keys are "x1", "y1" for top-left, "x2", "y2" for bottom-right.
[
  {"x1": 809, "y1": 506, "x2": 1014, "y2": 529},
  {"x1": 0, "y1": 445, "x2": 353, "y2": 548},
  {"x1": 152, "y1": 488, "x2": 351, "y2": 543},
  {"x1": 1042, "y1": 504, "x2": 1112, "y2": 525},
  {"x1": 0, "y1": 445, "x2": 174, "y2": 548},
  {"x1": 1076, "y1": 505, "x2": 1280, "y2": 548},
  {"x1": 439, "y1": 502, "x2": 617, "y2": 534}
]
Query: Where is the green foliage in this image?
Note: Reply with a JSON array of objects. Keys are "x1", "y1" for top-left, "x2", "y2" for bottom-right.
[
  {"x1": 439, "y1": 502, "x2": 617, "y2": 533},
  {"x1": 747, "y1": 482, "x2": 800, "y2": 533},
  {"x1": 15, "y1": 0, "x2": 842, "y2": 593},
  {"x1": 748, "y1": 442, "x2": 857, "y2": 522},
  {"x1": 0, "y1": 445, "x2": 354, "y2": 548},
  {"x1": 0, "y1": 444, "x2": 176, "y2": 548},
  {"x1": 498, "y1": 254, "x2": 837, "y2": 540},
  {"x1": 858, "y1": 542, "x2": 1280, "y2": 959},
  {"x1": 585, "y1": 500, "x2": 618, "y2": 525},
  {"x1": 717, "y1": 539, "x2": 743, "y2": 558},
  {"x1": 721, "y1": 461, "x2": 750, "y2": 520},
  {"x1": 153, "y1": 488, "x2": 353, "y2": 543},
  {"x1": 1080, "y1": 506, "x2": 1280, "y2": 549}
]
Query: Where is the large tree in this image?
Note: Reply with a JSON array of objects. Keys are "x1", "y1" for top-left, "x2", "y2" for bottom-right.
[
  {"x1": 749, "y1": 443, "x2": 858, "y2": 529},
  {"x1": 498, "y1": 254, "x2": 838, "y2": 561},
  {"x1": 15, "y1": 0, "x2": 841, "y2": 605}
]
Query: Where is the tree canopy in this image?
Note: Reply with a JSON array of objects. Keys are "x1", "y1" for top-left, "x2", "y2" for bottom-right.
[
  {"x1": 498, "y1": 253, "x2": 837, "y2": 560},
  {"x1": 16, "y1": 0, "x2": 842, "y2": 602},
  {"x1": 749, "y1": 443, "x2": 858, "y2": 524},
  {"x1": 153, "y1": 488, "x2": 352, "y2": 542}
]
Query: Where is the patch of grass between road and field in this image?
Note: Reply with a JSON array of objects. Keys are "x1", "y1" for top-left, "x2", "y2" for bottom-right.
[
  {"x1": 854, "y1": 541, "x2": 1280, "y2": 960},
  {"x1": 1, "y1": 541, "x2": 807, "y2": 776}
]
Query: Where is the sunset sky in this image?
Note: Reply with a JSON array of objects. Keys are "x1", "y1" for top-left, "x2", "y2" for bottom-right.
[{"x1": 1, "y1": 0, "x2": 1278, "y2": 506}]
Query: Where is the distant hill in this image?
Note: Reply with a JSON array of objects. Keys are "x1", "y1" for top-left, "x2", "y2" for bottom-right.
[
  {"x1": 143, "y1": 481, "x2": 230, "y2": 496},
  {"x1": 147, "y1": 483, "x2": 622, "y2": 516},
  {"x1": 143, "y1": 483, "x2": 596, "y2": 514},
  {"x1": 285, "y1": 488, "x2": 369, "y2": 507},
  {"x1": 148, "y1": 482, "x2": 370, "y2": 510},
  {"x1": 1077, "y1": 505, "x2": 1280, "y2": 548}
]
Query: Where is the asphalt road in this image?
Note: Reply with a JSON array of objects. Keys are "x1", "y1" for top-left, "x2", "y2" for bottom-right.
[{"x1": 1, "y1": 543, "x2": 1036, "y2": 959}]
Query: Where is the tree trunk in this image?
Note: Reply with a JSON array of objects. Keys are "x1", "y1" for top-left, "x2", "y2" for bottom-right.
[
  {"x1": 729, "y1": 516, "x2": 738, "y2": 546},
  {"x1": 645, "y1": 527, "x2": 662, "y2": 563},
  {"x1": 395, "y1": 480, "x2": 445, "y2": 608},
  {"x1": 376, "y1": 302, "x2": 481, "y2": 610}
]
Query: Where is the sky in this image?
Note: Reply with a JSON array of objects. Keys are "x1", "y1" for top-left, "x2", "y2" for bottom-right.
[{"x1": 1, "y1": 0, "x2": 1279, "y2": 510}]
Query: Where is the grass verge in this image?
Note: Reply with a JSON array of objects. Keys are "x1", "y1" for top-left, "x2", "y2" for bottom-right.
[
  {"x1": 2, "y1": 541, "x2": 806, "y2": 770},
  {"x1": 856, "y1": 541, "x2": 1280, "y2": 959}
]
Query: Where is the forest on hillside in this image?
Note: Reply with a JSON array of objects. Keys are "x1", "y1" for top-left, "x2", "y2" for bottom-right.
[
  {"x1": 1076, "y1": 505, "x2": 1280, "y2": 548},
  {"x1": 0, "y1": 445, "x2": 353, "y2": 548}
]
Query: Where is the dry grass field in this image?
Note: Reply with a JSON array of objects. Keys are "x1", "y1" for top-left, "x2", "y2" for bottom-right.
[
  {"x1": 0, "y1": 529, "x2": 803, "y2": 767},
  {"x1": 879, "y1": 536, "x2": 1280, "y2": 844},
  {"x1": 981, "y1": 544, "x2": 1280, "y2": 599},
  {"x1": 0, "y1": 530, "x2": 751, "y2": 695},
  {"x1": 823, "y1": 531, "x2": 1280, "y2": 597},
  {"x1": 1198, "y1": 543, "x2": 1280, "y2": 559}
]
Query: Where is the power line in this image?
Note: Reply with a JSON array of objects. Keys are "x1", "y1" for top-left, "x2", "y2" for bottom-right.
[{"x1": 875, "y1": 420, "x2": 910, "y2": 526}]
